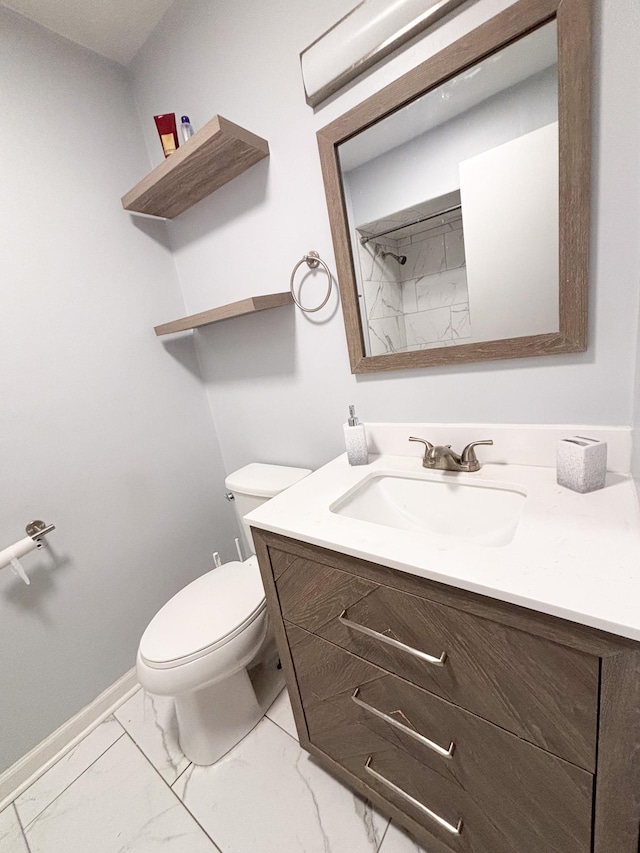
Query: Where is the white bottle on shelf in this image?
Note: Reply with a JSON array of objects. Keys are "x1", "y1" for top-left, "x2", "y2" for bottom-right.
[{"x1": 180, "y1": 115, "x2": 194, "y2": 143}]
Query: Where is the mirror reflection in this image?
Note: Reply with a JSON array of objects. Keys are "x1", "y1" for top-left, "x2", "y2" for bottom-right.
[{"x1": 338, "y1": 22, "x2": 558, "y2": 357}]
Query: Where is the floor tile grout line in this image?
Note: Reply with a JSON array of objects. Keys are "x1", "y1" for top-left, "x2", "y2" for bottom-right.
[
  {"x1": 169, "y1": 717, "x2": 388, "y2": 853},
  {"x1": 14, "y1": 690, "x2": 294, "y2": 850},
  {"x1": 279, "y1": 724, "x2": 390, "y2": 851},
  {"x1": 262, "y1": 705, "x2": 393, "y2": 851},
  {"x1": 123, "y1": 732, "x2": 223, "y2": 852},
  {"x1": 169, "y1": 710, "x2": 281, "y2": 779},
  {"x1": 376, "y1": 817, "x2": 391, "y2": 852},
  {"x1": 19, "y1": 726, "x2": 127, "y2": 832},
  {"x1": 43, "y1": 700, "x2": 397, "y2": 853},
  {"x1": 264, "y1": 713, "x2": 300, "y2": 744},
  {"x1": 261, "y1": 714, "x2": 300, "y2": 744},
  {"x1": 171, "y1": 758, "x2": 194, "y2": 788},
  {"x1": 114, "y1": 696, "x2": 191, "y2": 785},
  {"x1": 164, "y1": 716, "x2": 296, "y2": 848},
  {"x1": 112, "y1": 689, "x2": 293, "y2": 788},
  {"x1": 9, "y1": 690, "x2": 400, "y2": 853},
  {"x1": 11, "y1": 802, "x2": 33, "y2": 853}
]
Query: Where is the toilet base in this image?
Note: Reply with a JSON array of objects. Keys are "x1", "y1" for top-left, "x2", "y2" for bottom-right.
[
  {"x1": 141, "y1": 625, "x2": 284, "y2": 766},
  {"x1": 175, "y1": 668, "x2": 264, "y2": 765}
]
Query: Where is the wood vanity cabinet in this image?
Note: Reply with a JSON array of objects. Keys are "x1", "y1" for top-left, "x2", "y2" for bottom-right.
[{"x1": 252, "y1": 529, "x2": 640, "y2": 853}]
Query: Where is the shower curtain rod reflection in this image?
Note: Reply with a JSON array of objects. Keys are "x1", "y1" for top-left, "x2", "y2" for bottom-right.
[{"x1": 359, "y1": 203, "x2": 462, "y2": 245}]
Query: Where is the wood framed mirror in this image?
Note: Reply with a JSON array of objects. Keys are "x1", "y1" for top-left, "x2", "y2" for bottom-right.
[{"x1": 317, "y1": 0, "x2": 590, "y2": 373}]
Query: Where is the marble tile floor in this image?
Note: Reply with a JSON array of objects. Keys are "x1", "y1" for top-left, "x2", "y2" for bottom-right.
[{"x1": 0, "y1": 687, "x2": 430, "y2": 853}]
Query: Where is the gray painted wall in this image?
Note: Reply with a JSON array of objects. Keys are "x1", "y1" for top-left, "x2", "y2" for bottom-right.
[
  {"x1": 2, "y1": 0, "x2": 640, "y2": 777},
  {"x1": 130, "y1": 0, "x2": 640, "y2": 481},
  {"x1": 345, "y1": 67, "x2": 557, "y2": 227},
  {"x1": 0, "y1": 9, "x2": 236, "y2": 773}
]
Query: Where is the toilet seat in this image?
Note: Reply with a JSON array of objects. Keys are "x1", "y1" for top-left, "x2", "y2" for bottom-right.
[{"x1": 139, "y1": 556, "x2": 266, "y2": 669}]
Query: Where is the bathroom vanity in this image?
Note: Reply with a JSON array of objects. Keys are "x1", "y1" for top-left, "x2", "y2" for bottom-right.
[{"x1": 248, "y1": 426, "x2": 640, "y2": 853}]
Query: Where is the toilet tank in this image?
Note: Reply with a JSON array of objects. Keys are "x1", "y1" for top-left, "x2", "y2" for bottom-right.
[{"x1": 224, "y1": 463, "x2": 311, "y2": 555}]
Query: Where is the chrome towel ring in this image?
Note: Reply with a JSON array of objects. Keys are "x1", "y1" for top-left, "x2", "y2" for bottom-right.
[{"x1": 290, "y1": 251, "x2": 333, "y2": 313}]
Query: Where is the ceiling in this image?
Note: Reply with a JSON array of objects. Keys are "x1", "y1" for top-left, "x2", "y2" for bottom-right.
[{"x1": 0, "y1": 0, "x2": 175, "y2": 65}]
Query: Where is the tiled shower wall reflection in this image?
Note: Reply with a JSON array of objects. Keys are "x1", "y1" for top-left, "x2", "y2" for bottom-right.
[{"x1": 358, "y1": 215, "x2": 471, "y2": 356}]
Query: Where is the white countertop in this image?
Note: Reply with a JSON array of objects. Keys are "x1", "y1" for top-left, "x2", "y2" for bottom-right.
[{"x1": 247, "y1": 451, "x2": 640, "y2": 642}]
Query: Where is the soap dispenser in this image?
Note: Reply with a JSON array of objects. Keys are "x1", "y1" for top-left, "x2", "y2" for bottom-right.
[{"x1": 344, "y1": 405, "x2": 369, "y2": 466}]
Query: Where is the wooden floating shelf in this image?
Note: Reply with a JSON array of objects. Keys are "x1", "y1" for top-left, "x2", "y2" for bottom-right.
[
  {"x1": 122, "y1": 115, "x2": 269, "y2": 219},
  {"x1": 154, "y1": 292, "x2": 293, "y2": 336}
]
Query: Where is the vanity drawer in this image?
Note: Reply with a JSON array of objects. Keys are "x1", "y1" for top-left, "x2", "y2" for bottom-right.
[
  {"x1": 288, "y1": 623, "x2": 590, "y2": 787},
  {"x1": 302, "y1": 684, "x2": 592, "y2": 853},
  {"x1": 274, "y1": 549, "x2": 599, "y2": 770}
]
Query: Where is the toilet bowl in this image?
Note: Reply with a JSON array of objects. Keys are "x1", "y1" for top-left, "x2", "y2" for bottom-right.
[{"x1": 136, "y1": 463, "x2": 311, "y2": 765}]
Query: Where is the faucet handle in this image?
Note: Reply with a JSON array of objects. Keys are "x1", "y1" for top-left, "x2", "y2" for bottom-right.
[
  {"x1": 409, "y1": 436, "x2": 434, "y2": 465},
  {"x1": 460, "y1": 440, "x2": 493, "y2": 470},
  {"x1": 409, "y1": 436, "x2": 434, "y2": 452}
]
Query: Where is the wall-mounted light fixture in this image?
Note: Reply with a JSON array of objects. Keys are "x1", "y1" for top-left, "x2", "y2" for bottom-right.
[{"x1": 300, "y1": 0, "x2": 469, "y2": 108}]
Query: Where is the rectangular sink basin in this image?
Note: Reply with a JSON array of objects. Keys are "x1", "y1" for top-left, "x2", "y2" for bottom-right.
[{"x1": 330, "y1": 472, "x2": 527, "y2": 547}]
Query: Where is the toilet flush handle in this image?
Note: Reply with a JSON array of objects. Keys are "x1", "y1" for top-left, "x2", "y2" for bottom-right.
[{"x1": 225, "y1": 492, "x2": 235, "y2": 501}]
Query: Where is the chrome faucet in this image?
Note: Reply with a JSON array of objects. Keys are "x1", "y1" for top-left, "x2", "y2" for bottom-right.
[{"x1": 409, "y1": 437, "x2": 493, "y2": 472}]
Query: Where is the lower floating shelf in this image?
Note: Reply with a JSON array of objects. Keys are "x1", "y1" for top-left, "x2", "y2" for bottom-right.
[{"x1": 154, "y1": 292, "x2": 293, "y2": 336}]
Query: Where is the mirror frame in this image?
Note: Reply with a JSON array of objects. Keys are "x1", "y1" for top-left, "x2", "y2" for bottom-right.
[{"x1": 317, "y1": 0, "x2": 591, "y2": 373}]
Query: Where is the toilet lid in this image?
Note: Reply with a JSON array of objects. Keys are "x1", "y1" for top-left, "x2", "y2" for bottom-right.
[
  {"x1": 224, "y1": 463, "x2": 312, "y2": 497},
  {"x1": 139, "y1": 556, "x2": 266, "y2": 666}
]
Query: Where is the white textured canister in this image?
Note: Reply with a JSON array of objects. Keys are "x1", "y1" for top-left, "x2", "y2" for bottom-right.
[{"x1": 557, "y1": 436, "x2": 607, "y2": 493}]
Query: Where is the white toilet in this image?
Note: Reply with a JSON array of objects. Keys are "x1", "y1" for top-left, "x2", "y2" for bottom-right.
[{"x1": 136, "y1": 463, "x2": 310, "y2": 765}]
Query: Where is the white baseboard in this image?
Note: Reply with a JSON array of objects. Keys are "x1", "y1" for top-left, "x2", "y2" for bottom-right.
[{"x1": 0, "y1": 668, "x2": 139, "y2": 811}]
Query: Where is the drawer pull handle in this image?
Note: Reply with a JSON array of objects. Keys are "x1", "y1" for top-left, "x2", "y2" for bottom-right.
[
  {"x1": 365, "y1": 757, "x2": 463, "y2": 836},
  {"x1": 352, "y1": 689, "x2": 455, "y2": 759},
  {"x1": 338, "y1": 610, "x2": 447, "y2": 667}
]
